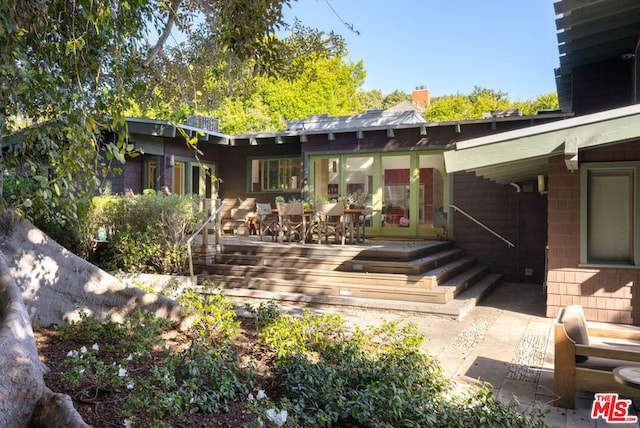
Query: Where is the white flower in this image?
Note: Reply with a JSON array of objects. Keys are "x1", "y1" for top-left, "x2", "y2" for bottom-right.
[
  {"x1": 80, "y1": 346, "x2": 87, "y2": 354},
  {"x1": 123, "y1": 419, "x2": 132, "y2": 428},
  {"x1": 79, "y1": 369, "x2": 85, "y2": 376},
  {"x1": 247, "y1": 393, "x2": 254, "y2": 402},
  {"x1": 66, "y1": 350, "x2": 75, "y2": 358},
  {"x1": 256, "y1": 389, "x2": 266, "y2": 400},
  {"x1": 265, "y1": 409, "x2": 288, "y2": 427},
  {"x1": 127, "y1": 381, "x2": 135, "y2": 390},
  {"x1": 92, "y1": 343, "x2": 99, "y2": 351},
  {"x1": 126, "y1": 353, "x2": 134, "y2": 361},
  {"x1": 118, "y1": 367, "x2": 127, "y2": 377}
]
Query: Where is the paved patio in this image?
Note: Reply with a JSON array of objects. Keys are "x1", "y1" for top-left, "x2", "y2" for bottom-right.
[{"x1": 245, "y1": 281, "x2": 640, "y2": 427}]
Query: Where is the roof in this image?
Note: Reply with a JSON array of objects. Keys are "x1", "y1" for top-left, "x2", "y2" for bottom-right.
[
  {"x1": 554, "y1": 0, "x2": 640, "y2": 112},
  {"x1": 125, "y1": 117, "x2": 229, "y2": 144},
  {"x1": 444, "y1": 103, "x2": 640, "y2": 184},
  {"x1": 386, "y1": 100, "x2": 425, "y2": 114},
  {"x1": 285, "y1": 110, "x2": 426, "y2": 132}
]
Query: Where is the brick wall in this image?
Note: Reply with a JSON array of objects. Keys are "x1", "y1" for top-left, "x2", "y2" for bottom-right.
[
  {"x1": 546, "y1": 143, "x2": 640, "y2": 324},
  {"x1": 451, "y1": 172, "x2": 547, "y2": 283}
]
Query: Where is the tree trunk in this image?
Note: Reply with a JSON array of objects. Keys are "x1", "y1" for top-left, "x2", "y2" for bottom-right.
[
  {"x1": 0, "y1": 250, "x2": 89, "y2": 427},
  {"x1": 0, "y1": 212, "x2": 186, "y2": 328},
  {"x1": 0, "y1": 212, "x2": 188, "y2": 426}
]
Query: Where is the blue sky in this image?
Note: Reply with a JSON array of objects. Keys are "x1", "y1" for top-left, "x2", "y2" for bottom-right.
[{"x1": 283, "y1": 0, "x2": 559, "y2": 100}]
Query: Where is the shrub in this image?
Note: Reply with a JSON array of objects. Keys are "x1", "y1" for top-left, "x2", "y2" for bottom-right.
[
  {"x1": 178, "y1": 286, "x2": 240, "y2": 344},
  {"x1": 86, "y1": 191, "x2": 204, "y2": 273},
  {"x1": 260, "y1": 315, "x2": 547, "y2": 428}
]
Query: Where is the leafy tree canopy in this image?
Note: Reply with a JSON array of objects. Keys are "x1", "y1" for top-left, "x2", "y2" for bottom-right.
[
  {"x1": 424, "y1": 86, "x2": 558, "y2": 121},
  {"x1": 382, "y1": 90, "x2": 411, "y2": 109},
  {"x1": 0, "y1": 0, "x2": 310, "y2": 227}
]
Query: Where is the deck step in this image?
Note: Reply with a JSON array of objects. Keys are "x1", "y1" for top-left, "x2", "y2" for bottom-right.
[
  {"x1": 214, "y1": 253, "x2": 351, "y2": 271},
  {"x1": 201, "y1": 264, "x2": 429, "y2": 288},
  {"x1": 422, "y1": 256, "x2": 478, "y2": 287},
  {"x1": 193, "y1": 238, "x2": 499, "y2": 310},
  {"x1": 342, "y1": 248, "x2": 464, "y2": 275},
  {"x1": 198, "y1": 274, "x2": 450, "y2": 304}
]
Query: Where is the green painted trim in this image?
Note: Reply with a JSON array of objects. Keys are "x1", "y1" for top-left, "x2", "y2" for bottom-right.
[
  {"x1": 580, "y1": 161, "x2": 640, "y2": 266},
  {"x1": 445, "y1": 108, "x2": 640, "y2": 180}
]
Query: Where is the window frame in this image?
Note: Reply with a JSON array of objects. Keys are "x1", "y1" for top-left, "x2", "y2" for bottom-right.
[
  {"x1": 249, "y1": 157, "x2": 302, "y2": 193},
  {"x1": 580, "y1": 161, "x2": 640, "y2": 266}
]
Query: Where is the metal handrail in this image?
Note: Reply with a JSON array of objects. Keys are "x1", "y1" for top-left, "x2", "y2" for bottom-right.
[
  {"x1": 449, "y1": 204, "x2": 515, "y2": 247},
  {"x1": 186, "y1": 198, "x2": 225, "y2": 287}
]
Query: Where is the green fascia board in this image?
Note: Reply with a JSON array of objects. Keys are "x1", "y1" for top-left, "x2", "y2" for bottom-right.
[{"x1": 444, "y1": 104, "x2": 640, "y2": 175}]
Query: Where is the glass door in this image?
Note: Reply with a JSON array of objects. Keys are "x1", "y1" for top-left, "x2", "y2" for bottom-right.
[
  {"x1": 418, "y1": 154, "x2": 447, "y2": 237},
  {"x1": 381, "y1": 155, "x2": 414, "y2": 234},
  {"x1": 308, "y1": 152, "x2": 448, "y2": 238}
]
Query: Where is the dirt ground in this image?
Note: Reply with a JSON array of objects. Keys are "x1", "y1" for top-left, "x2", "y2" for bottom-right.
[{"x1": 34, "y1": 318, "x2": 281, "y2": 428}]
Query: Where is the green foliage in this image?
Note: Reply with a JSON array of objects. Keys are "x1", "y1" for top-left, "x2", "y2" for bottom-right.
[
  {"x1": 260, "y1": 310, "x2": 344, "y2": 359},
  {"x1": 85, "y1": 192, "x2": 203, "y2": 273},
  {"x1": 1, "y1": 0, "x2": 154, "y2": 228},
  {"x1": 58, "y1": 303, "x2": 254, "y2": 427},
  {"x1": 244, "y1": 299, "x2": 282, "y2": 331},
  {"x1": 425, "y1": 86, "x2": 558, "y2": 121},
  {"x1": 59, "y1": 310, "x2": 171, "y2": 356},
  {"x1": 56, "y1": 299, "x2": 547, "y2": 428},
  {"x1": 178, "y1": 287, "x2": 241, "y2": 344},
  {"x1": 382, "y1": 90, "x2": 411, "y2": 109},
  {"x1": 127, "y1": 341, "x2": 255, "y2": 420},
  {"x1": 356, "y1": 89, "x2": 384, "y2": 111},
  {"x1": 260, "y1": 315, "x2": 547, "y2": 428}
]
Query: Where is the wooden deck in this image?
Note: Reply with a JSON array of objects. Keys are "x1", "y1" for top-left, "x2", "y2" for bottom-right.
[{"x1": 192, "y1": 235, "x2": 501, "y2": 318}]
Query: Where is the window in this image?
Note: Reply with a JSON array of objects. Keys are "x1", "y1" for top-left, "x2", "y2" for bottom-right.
[
  {"x1": 251, "y1": 158, "x2": 301, "y2": 192},
  {"x1": 173, "y1": 161, "x2": 186, "y2": 195},
  {"x1": 581, "y1": 163, "x2": 639, "y2": 265},
  {"x1": 145, "y1": 159, "x2": 158, "y2": 190}
]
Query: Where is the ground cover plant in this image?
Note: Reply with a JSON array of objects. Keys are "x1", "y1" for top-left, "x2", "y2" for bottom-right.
[{"x1": 35, "y1": 288, "x2": 549, "y2": 427}]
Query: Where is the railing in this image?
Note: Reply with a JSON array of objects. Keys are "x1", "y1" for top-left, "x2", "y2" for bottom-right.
[
  {"x1": 186, "y1": 198, "x2": 225, "y2": 287},
  {"x1": 449, "y1": 204, "x2": 515, "y2": 248}
]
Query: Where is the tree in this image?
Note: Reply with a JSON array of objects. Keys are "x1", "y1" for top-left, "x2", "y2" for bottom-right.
[
  {"x1": 424, "y1": 86, "x2": 559, "y2": 121},
  {"x1": 1, "y1": 0, "x2": 302, "y2": 229},
  {"x1": 0, "y1": 1, "x2": 312, "y2": 424},
  {"x1": 356, "y1": 89, "x2": 384, "y2": 111},
  {"x1": 382, "y1": 90, "x2": 411, "y2": 109},
  {"x1": 513, "y1": 92, "x2": 560, "y2": 115}
]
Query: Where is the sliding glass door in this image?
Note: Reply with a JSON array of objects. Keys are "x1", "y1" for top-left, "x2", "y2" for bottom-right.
[{"x1": 309, "y1": 151, "x2": 448, "y2": 238}]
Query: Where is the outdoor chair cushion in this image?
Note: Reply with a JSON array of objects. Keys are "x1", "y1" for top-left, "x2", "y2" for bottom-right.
[{"x1": 559, "y1": 304, "x2": 590, "y2": 362}]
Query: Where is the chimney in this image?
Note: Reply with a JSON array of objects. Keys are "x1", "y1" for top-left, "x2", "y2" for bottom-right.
[{"x1": 412, "y1": 86, "x2": 430, "y2": 108}]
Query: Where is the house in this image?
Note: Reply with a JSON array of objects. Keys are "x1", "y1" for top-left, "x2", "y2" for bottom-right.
[
  {"x1": 112, "y1": 106, "x2": 569, "y2": 284},
  {"x1": 109, "y1": 1, "x2": 640, "y2": 321},
  {"x1": 444, "y1": 0, "x2": 640, "y2": 324}
]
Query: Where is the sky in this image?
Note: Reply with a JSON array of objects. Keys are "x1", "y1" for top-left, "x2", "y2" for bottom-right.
[{"x1": 282, "y1": 0, "x2": 560, "y2": 100}]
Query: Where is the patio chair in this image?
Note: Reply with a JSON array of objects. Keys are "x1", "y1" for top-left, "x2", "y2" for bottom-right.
[
  {"x1": 315, "y1": 202, "x2": 346, "y2": 245},
  {"x1": 276, "y1": 201, "x2": 306, "y2": 243},
  {"x1": 256, "y1": 203, "x2": 278, "y2": 241}
]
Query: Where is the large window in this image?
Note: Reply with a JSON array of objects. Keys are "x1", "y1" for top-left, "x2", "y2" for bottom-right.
[
  {"x1": 581, "y1": 163, "x2": 639, "y2": 265},
  {"x1": 251, "y1": 158, "x2": 301, "y2": 192}
]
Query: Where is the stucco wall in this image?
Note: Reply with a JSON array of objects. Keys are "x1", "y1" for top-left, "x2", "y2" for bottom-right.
[{"x1": 546, "y1": 142, "x2": 640, "y2": 324}]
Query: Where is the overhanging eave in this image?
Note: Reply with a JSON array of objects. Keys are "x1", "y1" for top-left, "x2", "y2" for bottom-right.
[{"x1": 444, "y1": 104, "x2": 640, "y2": 183}]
